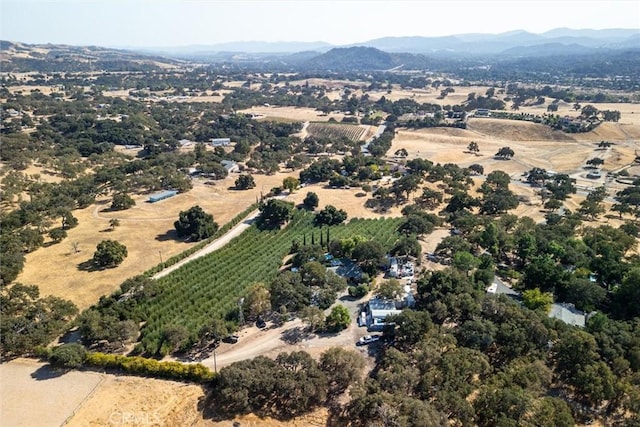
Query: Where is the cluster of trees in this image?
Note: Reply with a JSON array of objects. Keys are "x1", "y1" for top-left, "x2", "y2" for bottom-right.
[
  {"x1": 205, "y1": 348, "x2": 365, "y2": 419},
  {"x1": 269, "y1": 260, "x2": 347, "y2": 312},
  {"x1": 314, "y1": 205, "x2": 347, "y2": 226},
  {"x1": 174, "y1": 205, "x2": 219, "y2": 241},
  {"x1": 1, "y1": 284, "x2": 78, "y2": 357}
]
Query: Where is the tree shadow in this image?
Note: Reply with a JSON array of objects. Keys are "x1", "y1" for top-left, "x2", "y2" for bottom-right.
[
  {"x1": 198, "y1": 393, "x2": 237, "y2": 423},
  {"x1": 30, "y1": 364, "x2": 67, "y2": 381},
  {"x1": 339, "y1": 294, "x2": 360, "y2": 303},
  {"x1": 155, "y1": 229, "x2": 183, "y2": 242},
  {"x1": 281, "y1": 326, "x2": 313, "y2": 344},
  {"x1": 77, "y1": 259, "x2": 103, "y2": 272},
  {"x1": 315, "y1": 330, "x2": 341, "y2": 340}
]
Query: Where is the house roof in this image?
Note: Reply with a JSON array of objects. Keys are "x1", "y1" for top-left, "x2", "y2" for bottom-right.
[
  {"x1": 486, "y1": 278, "x2": 587, "y2": 328},
  {"x1": 370, "y1": 308, "x2": 402, "y2": 319},
  {"x1": 369, "y1": 298, "x2": 397, "y2": 311},
  {"x1": 221, "y1": 160, "x2": 238, "y2": 171},
  {"x1": 486, "y1": 278, "x2": 519, "y2": 296},
  {"x1": 549, "y1": 303, "x2": 586, "y2": 327}
]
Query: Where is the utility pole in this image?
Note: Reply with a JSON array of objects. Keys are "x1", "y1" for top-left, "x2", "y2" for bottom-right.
[
  {"x1": 238, "y1": 298, "x2": 245, "y2": 326},
  {"x1": 213, "y1": 342, "x2": 218, "y2": 373}
]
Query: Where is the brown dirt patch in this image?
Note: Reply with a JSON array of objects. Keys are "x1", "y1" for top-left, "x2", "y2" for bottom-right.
[
  {"x1": 238, "y1": 106, "x2": 347, "y2": 122},
  {"x1": 1, "y1": 358, "x2": 103, "y2": 427},
  {"x1": 66, "y1": 374, "x2": 206, "y2": 427}
]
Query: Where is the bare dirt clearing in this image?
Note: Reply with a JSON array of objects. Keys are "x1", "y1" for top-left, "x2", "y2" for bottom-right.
[
  {"x1": 1, "y1": 358, "x2": 103, "y2": 427},
  {"x1": 239, "y1": 106, "x2": 347, "y2": 122}
]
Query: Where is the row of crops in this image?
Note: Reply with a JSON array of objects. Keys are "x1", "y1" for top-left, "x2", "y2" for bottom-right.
[
  {"x1": 306, "y1": 123, "x2": 368, "y2": 142},
  {"x1": 136, "y1": 211, "x2": 402, "y2": 354}
]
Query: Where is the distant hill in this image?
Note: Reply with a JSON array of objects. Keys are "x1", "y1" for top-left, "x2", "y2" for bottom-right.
[
  {"x1": 0, "y1": 40, "x2": 182, "y2": 72},
  {"x1": 302, "y1": 46, "x2": 429, "y2": 71},
  {"x1": 3, "y1": 27, "x2": 639, "y2": 72},
  {"x1": 151, "y1": 40, "x2": 334, "y2": 54},
  {"x1": 500, "y1": 42, "x2": 601, "y2": 57}
]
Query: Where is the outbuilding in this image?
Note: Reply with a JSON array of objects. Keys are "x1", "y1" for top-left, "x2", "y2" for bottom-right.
[{"x1": 147, "y1": 190, "x2": 178, "y2": 203}]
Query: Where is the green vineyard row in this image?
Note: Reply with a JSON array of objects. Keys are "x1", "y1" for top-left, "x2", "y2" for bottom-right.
[{"x1": 136, "y1": 211, "x2": 402, "y2": 354}]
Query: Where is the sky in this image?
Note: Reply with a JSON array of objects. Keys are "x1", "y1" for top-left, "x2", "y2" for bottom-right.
[{"x1": 1, "y1": 0, "x2": 639, "y2": 48}]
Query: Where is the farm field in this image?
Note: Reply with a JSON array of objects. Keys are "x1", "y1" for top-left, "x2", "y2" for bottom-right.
[
  {"x1": 137, "y1": 211, "x2": 403, "y2": 354},
  {"x1": 306, "y1": 122, "x2": 369, "y2": 141}
]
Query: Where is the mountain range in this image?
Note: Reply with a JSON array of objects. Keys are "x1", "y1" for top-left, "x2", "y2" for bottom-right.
[
  {"x1": 138, "y1": 28, "x2": 639, "y2": 57},
  {"x1": 1, "y1": 28, "x2": 639, "y2": 73}
]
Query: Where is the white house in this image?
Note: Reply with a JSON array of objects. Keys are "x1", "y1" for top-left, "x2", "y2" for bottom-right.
[
  {"x1": 221, "y1": 160, "x2": 240, "y2": 173},
  {"x1": 365, "y1": 298, "x2": 402, "y2": 332},
  {"x1": 210, "y1": 138, "x2": 231, "y2": 147}
]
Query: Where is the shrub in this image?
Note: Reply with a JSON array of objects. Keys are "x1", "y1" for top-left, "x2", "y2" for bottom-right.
[
  {"x1": 348, "y1": 284, "x2": 369, "y2": 298},
  {"x1": 84, "y1": 352, "x2": 214, "y2": 382},
  {"x1": 49, "y1": 344, "x2": 87, "y2": 369}
]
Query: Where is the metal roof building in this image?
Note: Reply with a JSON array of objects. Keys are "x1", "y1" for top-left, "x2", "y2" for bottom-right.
[{"x1": 147, "y1": 190, "x2": 178, "y2": 203}]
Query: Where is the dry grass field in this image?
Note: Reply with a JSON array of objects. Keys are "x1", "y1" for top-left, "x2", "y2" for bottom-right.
[
  {"x1": 15, "y1": 172, "x2": 284, "y2": 310},
  {"x1": 391, "y1": 120, "x2": 638, "y2": 178}
]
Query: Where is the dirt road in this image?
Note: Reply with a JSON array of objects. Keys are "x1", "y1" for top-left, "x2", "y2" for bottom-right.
[
  {"x1": 153, "y1": 209, "x2": 260, "y2": 280},
  {"x1": 197, "y1": 292, "x2": 372, "y2": 371}
]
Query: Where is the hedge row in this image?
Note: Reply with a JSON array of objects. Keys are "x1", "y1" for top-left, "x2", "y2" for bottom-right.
[
  {"x1": 143, "y1": 202, "x2": 259, "y2": 277},
  {"x1": 85, "y1": 351, "x2": 214, "y2": 382}
]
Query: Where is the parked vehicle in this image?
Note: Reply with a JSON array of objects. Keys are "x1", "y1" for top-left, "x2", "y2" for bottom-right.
[
  {"x1": 356, "y1": 335, "x2": 380, "y2": 346},
  {"x1": 223, "y1": 334, "x2": 239, "y2": 344},
  {"x1": 358, "y1": 312, "x2": 367, "y2": 327},
  {"x1": 256, "y1": 318, "x2": 267, "y2": 329}
]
